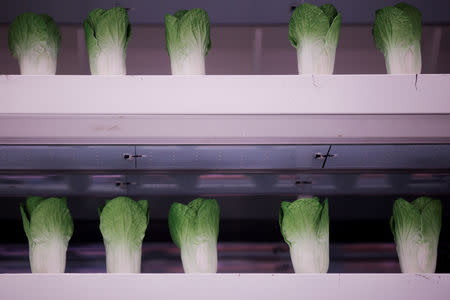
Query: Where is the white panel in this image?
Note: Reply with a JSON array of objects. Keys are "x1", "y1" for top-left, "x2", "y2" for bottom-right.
[
  {"x1": 0, "y1": 274, "x2": 448, "y2": 300},
  {"x1": 1, "y1": 75, "x2": 449, "y2": 144},
  {"x1": 1, "y1": 75, "x2": 450, "y2": 114}
]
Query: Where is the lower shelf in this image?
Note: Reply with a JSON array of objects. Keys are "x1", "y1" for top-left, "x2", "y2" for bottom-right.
[{"x1": 0, "y1": 274, "x2": 448, "y2": 300}]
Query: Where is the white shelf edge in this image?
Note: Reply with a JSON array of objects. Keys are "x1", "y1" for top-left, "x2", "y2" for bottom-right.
[
  {"x1": 1, "y1": 74, "x2": 450, "y2": 115},
  {"x1": 0, "y1": 273, "x2": 449, "y2": 300},
  {"x1": 1, "y1": 75, "x2": 450, "y2": 144}
]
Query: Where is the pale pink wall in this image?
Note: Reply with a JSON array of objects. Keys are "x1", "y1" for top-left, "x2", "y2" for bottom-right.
[{"x1": 1, "y1": 25, "x2": 449, "y2": 75}]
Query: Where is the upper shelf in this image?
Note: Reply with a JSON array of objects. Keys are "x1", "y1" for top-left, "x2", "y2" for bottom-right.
[
  {"x1": 2, "y1": 74, "x2": 450, "y2": 114},
  {"x1": 1, "y1": 75, "x2": 449, "y2": 144}
]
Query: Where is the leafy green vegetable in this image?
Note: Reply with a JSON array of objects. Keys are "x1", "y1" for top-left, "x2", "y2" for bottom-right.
[
  {"x1": 390, "y1": 197, "x2": 441, "y2": 273},
  {"x1": 99, "y1": 196, "x2": 149, "y2": 273},
  {"x1": 19, "y1": 196, "x2": 73, "y2": 273},
  {"x1": 165, "y1": 8, "x2": 211, "y2": 75},
  {"x1": 372, "y1": 2, "x2": 422, "y2": 74},
  {"x1": 8, "y1": 12, "x2": 61, "y2": 74},
  {"x1": 289, "y1": 3, "x2": 341, "y2": 74},
  {"x1": 279, "y1": 197, "x2": 329, "y2": 273},
  {"x1": 84, "y1": 7, "x2": 131, "y2": 75},
  {"x1": 168, "y1": 198, "x2": 219, "y2": 273}
]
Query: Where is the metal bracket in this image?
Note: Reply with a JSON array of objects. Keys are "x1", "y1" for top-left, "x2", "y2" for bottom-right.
[
  {"x1": 314, "y1": 152, "x2": 337, "y2": 160},
  {"x1": 295, "y1": 174, "x2": 313, "y2": 186},
  {"x1": 123, "y1": 153, "x2": 146, "y2": 160},
  {"x1": 115, "y1": 181, "x2": 135, "y2": 189}
]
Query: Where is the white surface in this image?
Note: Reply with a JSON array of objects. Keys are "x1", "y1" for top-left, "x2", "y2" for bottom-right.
[
  {"x1": 1, "y1": 74, "x2": 450, "y2": 114},
  {"x1": 0, "y1": 274, "x2": 449, "y2": 300},
  {"x1": 1, "y1": 75, "x2": 450, "y2": 144}
]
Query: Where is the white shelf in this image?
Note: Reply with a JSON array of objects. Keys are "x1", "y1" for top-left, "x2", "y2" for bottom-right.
[
  {"x1": 0, "y1": 274, "x2": 449, "y2": 300},
  {"x1": 2, "y1": 74, "x2": 450, "y2": 114},
  {"x1": 1, "y1": 75, "x2": 449, "y2": 144}
]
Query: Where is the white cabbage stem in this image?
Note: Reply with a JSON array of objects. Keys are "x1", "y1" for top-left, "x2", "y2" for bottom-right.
[
  {"x1": 296, "y1": 40, "x2": 336, "y2": 74},
  {"x1": 29, "y1": 238, "x2": 68, "y2": 273},
  {"x1": 90, "y1": 47, "x2": 127, "y2": 75},
  {"x1": 385, "y1": 44, "x2": 421, "y2": 74},
  {"x1": 180, "y1": 241, "x2": 217, "y2": 273},
  {"x1": 18, "y1": 48, "x2": 57, "y2": 75},
  {"x1": 170, "y1": 48, "x2": 206, "y2": 75},
  {"x1": 397, "y1": 241, "x2": 437, "y2": 273},
  {"x1": 289, "y1": 238, "x2": 329, "y2": 273},
  {"x1": 104, "y1": 241, "x2": 142, "y2": 273}
]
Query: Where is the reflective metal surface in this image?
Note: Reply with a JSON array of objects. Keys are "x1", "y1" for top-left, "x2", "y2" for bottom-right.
[
  {"x1": 0, "y1": 145, "x2": 448, "y2": 197},
  {"x1": 0, "y1": 146, "x2": 135, "y2": 170},
  {"x1": 0, "y1": 172, "x2": 448, "y2": 197},
  {"x1": 326, "y1": 145, "x2": 450, "y2": 170},
  {"x1": 1, "y1": 145, "x2": 449, "y2": 170}
]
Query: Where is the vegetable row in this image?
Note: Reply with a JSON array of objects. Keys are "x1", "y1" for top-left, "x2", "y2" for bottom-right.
[
  {"x1": 20, "y1": 196, "x2": 442, "y2": 274},
  {"x1": 8, "y1": 2, "x2": 422, "y2": 75}
]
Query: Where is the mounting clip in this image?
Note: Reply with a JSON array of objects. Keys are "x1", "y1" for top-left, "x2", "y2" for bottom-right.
[
  {"x1": 314, "y1": 152, "x2": 337, "y2": 160},
  {"x1": 123, "y1": 153, "x2": 146, "y2": 160}
]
